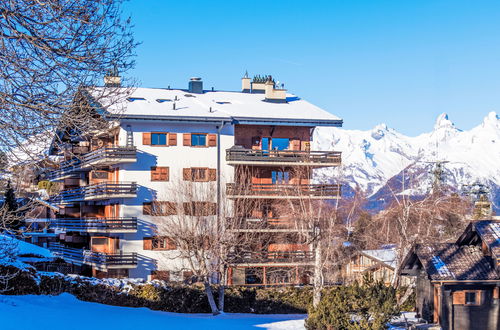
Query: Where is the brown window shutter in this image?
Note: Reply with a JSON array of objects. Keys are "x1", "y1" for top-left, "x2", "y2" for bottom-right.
[
  {"x1": 183, "y1": 168, "x2": 192, "y2": 181},
  {"x1": 151, "y1": 167, "x2": 157, "y2": 181},
  {"x1": 143, "y1": 237, "x2": 153, "y2": 250},
  {"x1": 143, "y1": 133, "x2": 151, "y2": 145},
  {"x1": 168, "y1": 133, "x2": 177, "y2": 146},
  {"x1": 208, "y1": 134, "x2": 217, "y2": 147},
  {"x1": 453, "y1": 291, "x2": 465, "y2": 305},
  {"x1": 143, "y1": 203, "x2": 152, "y2": 215},
  {"x1": 183, "y1": 133, "x2": 191, "y2": 146},
  {"x1": 163, "y1": 167, "x2": 169, "y2": 181},
  {"x1": 166, "y1": 237, "x2": 176, "y2": 250},
  {"x1": 208, "y1": 169, "x2": 217, "y2": 181}
]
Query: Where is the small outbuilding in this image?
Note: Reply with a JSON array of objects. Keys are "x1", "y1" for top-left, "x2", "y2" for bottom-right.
[{"x1": 400, "y1": 220, "x2": 500, "y2": 330}]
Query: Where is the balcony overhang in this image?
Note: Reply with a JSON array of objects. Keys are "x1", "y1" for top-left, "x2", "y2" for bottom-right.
[
  {"x1": 53, "y1": 182, "x2": 138, "y2": 203},
  {"x1": 48, "y1": 147, "x2": 137, "y2": 181},
  {"x1": 226, "y1": 183, "x2": 341, "y2": 200},
  {"x1": 226, "y1": 148, "x2": 341, "y2": 167},
  {"x1": 47, "y1": 218, "x2": 138, "y2": 234}
]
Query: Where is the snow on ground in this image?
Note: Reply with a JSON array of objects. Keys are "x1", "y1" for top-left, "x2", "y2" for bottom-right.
[{"x1": 0, "y1": 293, "x2": 306, "y2": 330}]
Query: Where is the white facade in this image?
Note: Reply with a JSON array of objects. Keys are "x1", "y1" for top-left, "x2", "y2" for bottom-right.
[{"x1": 115, "y1": 120, "x2": 235, "y2": 279}]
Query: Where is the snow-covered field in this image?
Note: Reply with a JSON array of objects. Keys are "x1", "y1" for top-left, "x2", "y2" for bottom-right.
[{"x1": 0, "y1": 293, "x2": 306, "y2": 330}]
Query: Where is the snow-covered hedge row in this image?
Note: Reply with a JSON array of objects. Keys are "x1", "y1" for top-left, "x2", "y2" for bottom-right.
[{"x1": 0, "y1": 264, "x2": 312, "y2": 314}]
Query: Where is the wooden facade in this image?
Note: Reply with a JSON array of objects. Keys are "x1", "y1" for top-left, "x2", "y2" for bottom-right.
[
  {"x1": 227, "y1": 124, "x2": 341, "y2": 286},
  {"x1": 401, "y1": 220, "x2": 500, "y2": 330}
]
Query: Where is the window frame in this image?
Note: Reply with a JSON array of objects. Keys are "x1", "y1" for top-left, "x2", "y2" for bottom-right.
[
  {"x1": 465, "y1": 290, "x2": 481, "y2": 306},
  {"x1": 143, "y1": 201, "x2": 178, "y2": 216},
  {"x1": 151, "y1": 132, "x2": 168, "y2": 146},
  {"x1": 151, "y1": 166, "x2": 169, "y2": 182},
  {"x1": 191, "y1": 133, "x2": 207, "y2": 147}
]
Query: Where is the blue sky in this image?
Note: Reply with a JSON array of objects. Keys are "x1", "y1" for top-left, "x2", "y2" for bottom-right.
[{"x1": 123, "y1": 0, "x2": 500, "y2": 135}]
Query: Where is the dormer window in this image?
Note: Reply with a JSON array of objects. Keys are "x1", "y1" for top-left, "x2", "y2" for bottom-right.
[
  {"x1": 216, "y1": 101, "x2": 231, "y2": 105},
  {"x1": 156, "y1": 99, "x2": 172, "y2": 103}
]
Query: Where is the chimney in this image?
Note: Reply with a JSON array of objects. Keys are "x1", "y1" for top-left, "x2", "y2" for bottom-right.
[
  {"x1": 241, "y1": 71, "x2": 251, "y2": 93},
  {"x1": 188, "y1": 77, "x2": 203, "y2": 94},
  {"x1": 264, "y1": 76, "x2": 286, "y2": 103},
  {"x1": 104, "y1": 64, "x2": 121, "y2": 87}
]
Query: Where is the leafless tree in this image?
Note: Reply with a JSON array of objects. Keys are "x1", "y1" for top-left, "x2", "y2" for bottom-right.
[
  {"x1": 0, "y1": 0, "x2": 137, "y2": 165},
  {"x1": 153, "y1": 174, "x2": 263, "y2": 315}
]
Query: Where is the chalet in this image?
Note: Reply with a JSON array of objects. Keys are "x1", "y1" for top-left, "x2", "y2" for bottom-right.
[
  {"x1": 343, "y1": 248, "x2": 412, "y2": 286},
  {"x1": 26, "y1": 73, "x2": 343, "y2": 284},
  {"x1": 400, "y1": 220, "x2": 500, "y2": 330}
]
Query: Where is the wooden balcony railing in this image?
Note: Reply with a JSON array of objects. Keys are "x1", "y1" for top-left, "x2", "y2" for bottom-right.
[
  {"x1": 228, "y1": 251, "x2": 315, "y2": 264},
  {"x1": 47, "y1": 217, "x2": 137, "y2": 233},
  {"x1": 51, "y1": 182, "x2": 137, "y2": 203},
  {"x1": 227, "y1": 217, "x2": 313, "y2": 232},
  {"x1": 48, "y1": 147, "x2": 137, "y2": 180},
  {"x1": 226, "y1": 183, "x2": 341, "y2": 199},
  {"x1": 48, "y1": 243, "x2": 137, "y2": 269},
  {"x1": 226, "y1": 148, "x2": 341, "y2": 166}
]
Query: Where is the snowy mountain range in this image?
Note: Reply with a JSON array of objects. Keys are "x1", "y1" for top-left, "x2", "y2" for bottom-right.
[{"x1": 314, "y1": 112, "x2": 500, "y2": 211}]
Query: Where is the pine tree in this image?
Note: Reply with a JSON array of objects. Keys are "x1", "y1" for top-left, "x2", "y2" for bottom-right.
[{"x1": 3, "y1": 181, "x2": 21, "y2": 231}]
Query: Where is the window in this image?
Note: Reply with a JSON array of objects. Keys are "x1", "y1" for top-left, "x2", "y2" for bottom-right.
[
  {"x1": 151, "y1": 133, "x2": 167, "y2": 145},
  {"x1": 183, "y1": 202, "x2": 217, "y2": 216},
  {"x1": 143, "y1": 237, "x2": 176, "y2": 251},
  {"x1": 183, "y1": 133, "x2": 216, "y2": 147},
  {"x1": 453, "y1": 290, "x2": 482, "y2": 306},
  {"x1": 271, "y1": 138, "x2": 290, "y2": 151},
  {"x1": 465, "y1": 291, "x2": 480, "y2": 305},
  {"x1": 143, "y1": 201, "x2": 177, "y2": 216},
  {"x1": 192, "y1": 168, "x2": 207, "y2": 181},
  {"x1": 261, "y1": 137, "x2": 270, "y2": 151},
  {"x1": 151, "y1": 167, "x2": 169, "y2": 181},
  {"x1": 183, "y1": 168, "x2": 216, "y2": 181},
  {"x1": 272, "y1": 170, "x2": 290, "y2": 184},
  {"x1": 156, "y1": 99, "x2": 172, "y2": 103},
  {"x1": 191, "y1": 133, "x2": 207, "y2": 146}
]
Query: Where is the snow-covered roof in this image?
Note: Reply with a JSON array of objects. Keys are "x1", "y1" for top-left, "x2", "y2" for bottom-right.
[
  {"x1": 90, "y1": 87, "x2": 343, "y2": 127},
  {"x1": 0, "y1": 234, "x2": 53, "y2": 259},
  {"x1": 362, "y1": 248, "x2": 397, "y2": 269}
]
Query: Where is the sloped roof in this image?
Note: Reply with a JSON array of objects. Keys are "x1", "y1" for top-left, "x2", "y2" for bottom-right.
[
  {"x1": 362, "y1": 248, "x2": 397, "y2": 269},
  {"x1": 411, "y1": 243, "x2": 498, "y2": 281},
  {"x1": 472, "y1": 220, "x2": 500, "y2": 258},
  {"x1": 89, "y1": 87, "x2": 343, "y2": 126}
]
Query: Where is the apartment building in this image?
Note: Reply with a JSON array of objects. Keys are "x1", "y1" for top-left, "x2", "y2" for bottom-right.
[{"x1": 32, "y1": 74, "x2": 343, "y2": 283}]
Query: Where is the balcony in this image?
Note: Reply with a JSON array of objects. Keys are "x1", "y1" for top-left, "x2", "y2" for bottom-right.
[
  {"x1": 226, "y1": 148, "x2": 341, "y2": 167},
  {"x1": 52, "y1": 182, "x2": 137, "y2": 203},
  {"x1": 227, "y1": 217, "x2": 313, "y2": 233},
  {"x1": 48, "y1": 147, "x2": 137, "y2": 180},
  {"x1": 40, "y1": 217, "x2": 137, "y2": 233},
  {"x1": 48, "y1": 243, "x2": 137, "y2": 270},
  {"x1": 228, "y1": 251, "x2": 315, "y2": 266},
  {"x1": 226, "y1": 183, "x2": 341, "y2": 199}
]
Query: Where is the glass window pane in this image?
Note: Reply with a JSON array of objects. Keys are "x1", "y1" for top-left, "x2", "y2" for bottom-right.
[
  {"x1": 272, "y1": 138, "x2": 289, "y2": 151},
  {"x1": 159, "y1": 133, "x2": 166, "y2": 145},
  {"x1": 262, "y1": 137, "x2": 269, "y2": 151},
  {"x1": 191, "y1": 134, "x2": 206, "y2": 146}
]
